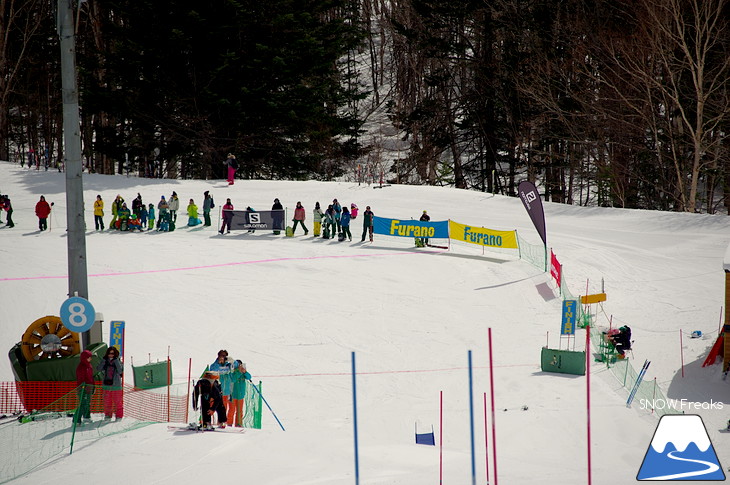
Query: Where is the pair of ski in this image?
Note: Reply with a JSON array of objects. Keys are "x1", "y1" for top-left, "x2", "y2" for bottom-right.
[
  {"x1": 168, "y1": 422, "x2": 246, "y2": 434},
  {"x1": 626, "y1": 359, "x2": 651, "y2": 407}
]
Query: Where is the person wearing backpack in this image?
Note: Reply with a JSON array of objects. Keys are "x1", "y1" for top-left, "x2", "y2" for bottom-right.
[
  {"x1": 203, "y1": 191, "x2": 214, "y2": 226},
  {"x1": 225, "y1": 153, "x2": 238, "y2": 185},
  {"x1": 97, "y1": 346, "x2": 124, "y2": 421}
]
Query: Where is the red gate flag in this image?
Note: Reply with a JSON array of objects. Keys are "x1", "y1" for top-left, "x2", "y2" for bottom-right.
[
  {"x1": 550, "y1": 250, "x2": 562, "y2": 288},
  {"x1": 518, "y1": 181, "x2": 547, "y2": 246}
]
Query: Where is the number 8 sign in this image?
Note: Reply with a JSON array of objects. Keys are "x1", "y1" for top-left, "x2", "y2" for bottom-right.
[{"x1": 60, "y1": 296, "x2": 96, "y2": 333}]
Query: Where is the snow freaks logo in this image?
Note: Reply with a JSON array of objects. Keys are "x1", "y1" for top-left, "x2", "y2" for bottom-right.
[
  {"x1": 639, "y1": 399, "x2": 724, "y2": 412},
  {"x1": 637, "y1": 415, "x2": 725, "y2": 481}
]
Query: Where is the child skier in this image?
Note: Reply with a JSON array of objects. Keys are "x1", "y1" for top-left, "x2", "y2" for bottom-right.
[{"x1": 192, "y1": 371, "x2": 227, "y2": 429}]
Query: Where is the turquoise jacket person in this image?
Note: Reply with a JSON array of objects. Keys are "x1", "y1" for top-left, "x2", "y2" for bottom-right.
[{"x1": 230, "y1": 362, "x2": 252, "y2": 400}]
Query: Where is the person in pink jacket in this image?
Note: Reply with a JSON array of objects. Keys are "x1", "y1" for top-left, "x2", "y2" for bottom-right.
[{"x1": 292, "y1": 201, "x2": 309, "y2": 235}]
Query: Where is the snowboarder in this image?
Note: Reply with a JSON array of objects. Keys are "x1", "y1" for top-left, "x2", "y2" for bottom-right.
[
  {"x1": 147, "y1": 203, "x2": 155, "y2": 231},
  {"x1": 157, "y1": 196, "x2": 169, "y2": 228},
  {"x1": 210, "y1": 350, "x2": 235, "y2": 420},
  {"x1": 332, "y1": 199, "x2": 342, "y2": 234}
]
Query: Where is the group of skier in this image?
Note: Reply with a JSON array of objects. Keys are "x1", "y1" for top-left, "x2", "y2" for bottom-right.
[{"x1": 192, "y1": 350, "x2": 251, "y2": 429}]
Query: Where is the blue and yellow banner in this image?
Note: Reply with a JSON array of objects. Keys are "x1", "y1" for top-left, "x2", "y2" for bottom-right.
[
  {"x1": 373, "y1": 216, "x2": 449, "y2": 239},
  {"x1": 449, "y1": 221, "x2": 518, "y2": 249}
]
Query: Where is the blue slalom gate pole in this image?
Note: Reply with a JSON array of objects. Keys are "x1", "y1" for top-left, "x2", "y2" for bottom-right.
[
  {"x1": 249, "y1": 381, "x2": 286, "y2": 431},
  {"x1": 468, "y1": 350, "x2": 476, "y2": 485},
  {"x1": 352, "y1": 351, "x2": 360, "y2": 485}
]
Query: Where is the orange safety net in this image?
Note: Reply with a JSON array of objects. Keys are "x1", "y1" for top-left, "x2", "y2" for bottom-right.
[{"x1": 0, "y1": 381, "x2": 187, "y2": 422}]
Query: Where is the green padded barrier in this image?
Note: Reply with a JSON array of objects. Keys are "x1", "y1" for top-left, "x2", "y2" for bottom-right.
[
  {"x1": 132, "y1": 361, "x2": 171, "y2": 389},
  {"x1": 541, "y1": 347, "x2": 586, "y2": 376}
]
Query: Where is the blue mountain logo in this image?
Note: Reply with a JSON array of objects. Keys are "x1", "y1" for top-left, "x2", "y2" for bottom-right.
[{"x1": 637, "y1": 415, "x2": 725, "y2": 481}]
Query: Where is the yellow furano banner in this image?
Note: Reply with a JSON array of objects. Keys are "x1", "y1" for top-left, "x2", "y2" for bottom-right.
[{"x1": 449, "y1": 221, "x2": 518, "y2": 249}]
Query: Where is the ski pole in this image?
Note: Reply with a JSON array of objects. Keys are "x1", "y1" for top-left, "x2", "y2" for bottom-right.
[{"x1": 249, "y1": 380, "x2": 285, "y2": 431}]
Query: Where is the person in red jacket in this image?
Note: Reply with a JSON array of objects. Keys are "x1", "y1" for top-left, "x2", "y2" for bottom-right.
[
  {"x1": 75, "y1": 350, "x2": 95, "y2": 425},
  {"x1": 35, "y1": 195, "x2": 52, "y2": 231},
  {"x1": 292, "y1": 201, "x2": 308, "y2": 235}
]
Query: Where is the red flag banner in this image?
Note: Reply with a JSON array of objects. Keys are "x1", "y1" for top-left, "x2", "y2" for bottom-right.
[{"x1": 550, "y1": 249, "x2": 562, "y2": 288}]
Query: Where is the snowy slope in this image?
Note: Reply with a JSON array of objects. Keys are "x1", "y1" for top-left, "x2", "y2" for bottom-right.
[{"x1": 1, "y1": 161, "x2": 729, "y2": 484}]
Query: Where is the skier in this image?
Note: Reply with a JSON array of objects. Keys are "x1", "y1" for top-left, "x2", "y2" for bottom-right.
[
  {"x1": 192, "y1": 371, "x2": 227, "y2": 429},
  {"x1": 609, "y1": 326, "x2": 632, "y2": 359},
  {"x1": 97, "y1": 346, "x2": 124, "y2": 421},
  {"x1": 361, "y1": 206, "x2": 374, "y2": 242},
  {"x1": 35, "y1": 196, "x2": 52, "y2": 231},
  {"x1": 292, "y1": 201, "x2": 308, "y2": 235},
  {"x1": 220, "y1": 198, "x2": 234, "y2": 234},
  {"x1": 93, "y1": 195, "x2": 105, "y2": 231}
]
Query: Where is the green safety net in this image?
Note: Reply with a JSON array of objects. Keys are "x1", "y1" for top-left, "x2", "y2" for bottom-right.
[
  {"x1": 516, "y1": 232, "x2": 546, "y2": 272},
  {"x1": 0, "y1": 384, "x2": 150, "y2": 484}
]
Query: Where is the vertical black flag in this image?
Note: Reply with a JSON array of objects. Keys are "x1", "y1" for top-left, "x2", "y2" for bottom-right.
[{"x1": 518, "y1": 181, "x2": 547, "y2": 246}]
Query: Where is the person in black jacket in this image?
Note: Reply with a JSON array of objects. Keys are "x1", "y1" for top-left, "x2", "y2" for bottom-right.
[
  {"x1": 609, "y1": 326, "x2": 632, "y2": 359},
  {"x1": 192, "y1": 371, "x2": 228, "y2": 429},
  {"x1": 272, "y1": 198, "x2": 284, "y2": 235},
  {"x1": 418, "y1": 210, "x2": 431, "y2": 246}
]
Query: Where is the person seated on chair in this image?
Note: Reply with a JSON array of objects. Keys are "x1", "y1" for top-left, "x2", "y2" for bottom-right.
[{"x1": 609, "y1": 326, "x2": 631, "y2": 358}]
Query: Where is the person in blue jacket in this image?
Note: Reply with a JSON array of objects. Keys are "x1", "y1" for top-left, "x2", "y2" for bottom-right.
[
  {"x1": 210, "y1": 349, "x2": 234, "y2": 420},
  {"x1": 340, "y1": 206, "x2": 352, "y2": 241},
  {"x1": 229, "y1": 360, "x2": 252, "y2": 427}
]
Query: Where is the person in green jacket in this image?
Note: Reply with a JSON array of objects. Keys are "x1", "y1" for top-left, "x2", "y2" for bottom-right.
[
  {"x1": 361, "y1": 205, "x2": 374, "y2": 242},
  {"x1": 117, "y1": 202, "x2": 131, "y2": 230},
  {"x1": 109, "y1": 194, "x2": 124, "y2": 229},
  {"x1": 187, "y1": 198, "x2": 201, "y2": 226},
  {"x1": 229, "y1": 360, "x2": 252, "y2": 427}
]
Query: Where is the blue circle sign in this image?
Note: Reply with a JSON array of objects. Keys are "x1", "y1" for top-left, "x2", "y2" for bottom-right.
[{"x1": 60, "y1": 297, "x2": 96, "y2": 332}]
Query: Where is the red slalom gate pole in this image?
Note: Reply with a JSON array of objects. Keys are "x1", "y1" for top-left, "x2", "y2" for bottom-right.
[
  {"x1": 440, "y1": 390, "x2": 443, "y2": 485},
  {"x1": 586, "y1": 322, "x2": 592, "y2": 485},
  {"x1": 484, "y1": 392, "x2": 490, "y2": 484},
  {"x1": 488, "y1": 328, "x2": 498, "y2": 485},
  {"x1": 185, "y1": 358, "x2": 192, "y2": 423}
]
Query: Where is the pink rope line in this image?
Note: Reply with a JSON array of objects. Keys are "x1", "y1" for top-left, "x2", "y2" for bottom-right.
[
  {"x1": 0, "y1": 251, "x2": 428, "y2": 282},
  {"x1": 254, "y1": 364, "x2": 537, "y2": 378}
]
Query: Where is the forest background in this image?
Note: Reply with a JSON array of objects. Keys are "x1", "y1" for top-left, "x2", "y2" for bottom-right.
[{"x1": 1, "y1": 0, "x2": 729, "y2": 213}]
